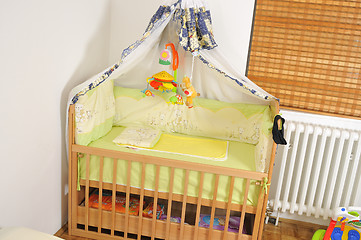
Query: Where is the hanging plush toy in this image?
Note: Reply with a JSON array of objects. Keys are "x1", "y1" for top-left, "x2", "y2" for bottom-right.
[{"x1": 182, "y1": 76, "x2": 199, "y2": 108}]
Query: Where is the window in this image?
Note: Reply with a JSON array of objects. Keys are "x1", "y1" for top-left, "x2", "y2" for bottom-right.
[{"x1": 247, "y1": 0, "x2": 361, "y2": 118}]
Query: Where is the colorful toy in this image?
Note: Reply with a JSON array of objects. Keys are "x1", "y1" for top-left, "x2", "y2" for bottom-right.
[
  {"x1": 143, "y1": 202, "x2": 164, "y2": 219},
  {"x1": 146, "y1": 71, "x2": 177, "y2": 93},
  {"x1": 175, "y1": 94, "x2": 184, "y2": 105},
  {"x1": 88, "y1": 191, "x2": 140, "y2": 216},
  {"x1": 160, "y1": 43, "x2": 179, "y2": 83},
  {"x1": 313, "y1": 207, "x2": 361, "y2": 240},
  {"x1": 198, "y1": 214, "x2": 247, "y2": 234},
  {"x1": 142, "y1": 89, "x2": 154, "y2": 97},
  {"x1": 159, "y1": 48, "x2": 172, "y2": 65},
  {"x1": 181, "y1": 76, "x2": 199, "y2": 108},
  {"x1": 168, "y1": 94, "x2": 184, "y2": 105},
  {"x1": 160, "y1": 215, "x2": 182, "y2": 223},
  {"x1": 143, "y1": 43, "x2": 179, "y2": 99},
  {"x1": 169, "y1": 96, "x2": 178, "y2": 104}
]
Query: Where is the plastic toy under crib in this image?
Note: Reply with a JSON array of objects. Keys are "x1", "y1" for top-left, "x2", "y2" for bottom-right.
[{"x1": 313, "y1": 207, "x2": 361, "y2": 240}]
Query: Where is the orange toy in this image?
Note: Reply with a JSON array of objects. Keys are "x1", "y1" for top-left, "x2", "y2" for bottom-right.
[{"x1": 88, "y1": 192, "x2": 140, "y2": 216}]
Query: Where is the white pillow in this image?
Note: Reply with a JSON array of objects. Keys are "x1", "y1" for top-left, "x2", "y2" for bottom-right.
[
  {"x1": 113, "y1": 126, "x2": 162, "y2": 148},
  {"x1": 0, "y1": 227, "x2": 62, "y2": 240}
]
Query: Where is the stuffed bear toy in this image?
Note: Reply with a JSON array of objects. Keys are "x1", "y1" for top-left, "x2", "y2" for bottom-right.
[{"x1": 181, "y1": 76, "x2": 199, "y2": 108}]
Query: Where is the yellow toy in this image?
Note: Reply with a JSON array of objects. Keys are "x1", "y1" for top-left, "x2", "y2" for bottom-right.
[{"x1": 181, "y1": 76, "x2": 199, "y2": 108}]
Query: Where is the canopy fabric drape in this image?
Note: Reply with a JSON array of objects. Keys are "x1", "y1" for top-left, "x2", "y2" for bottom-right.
[
  {"x1": 179, "y1": 6, "x2": 217, "y2": 52},
  {"x1": 69, "y1": 0, "x2": 277, "y2": 106}
]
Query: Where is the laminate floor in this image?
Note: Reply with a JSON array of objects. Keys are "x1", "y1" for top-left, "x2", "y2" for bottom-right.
[{"x1": 55, "y1": 219, "x2": 327, "y2": 240}]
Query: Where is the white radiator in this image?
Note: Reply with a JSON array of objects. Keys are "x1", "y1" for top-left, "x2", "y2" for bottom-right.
[{"x1": 269, "y1": 110, "x2": 361, "y2": 222}]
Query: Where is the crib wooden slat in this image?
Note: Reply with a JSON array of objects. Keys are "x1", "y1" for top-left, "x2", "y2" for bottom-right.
[
  {"x1": 223, "y1": 176, "x2": 235, "y2": 240},
  {"x1": 98, "y1": 156, "x2": 104, "y2": 233},
  {"x1": 151, "y1": 165, "x2": 160, "y2": 240},
  {"x1": 124, "y1": 160, "x2": 132, "y2": 239},
  {"x1": 194, "y1": 172, "x2": 204, "y2": 240},
  {"x1": 70, "y1": 151, "x2": 78, "y2": 233},
  {"x1": 208, "y1": 174, "x2": 220, "y2": 240},
  {"x1": 85, "y1": 154, "x2": 90, "y2": 232},
  {"x1": 111, "y1": 158, "x2": 118, "y2": 236},
  {"x1": 180, "y1": 169, "x2": 189, "y2": 240},
  {"x1": 252, "y1": 180, "x2": 266, "y2": 240},
  {"x1": 137, "y1": 163, "x2": 146, "y2": 240},
  {"x1": 165, "y1": 167, "x2": 175, "y2": 240},
  {"x1": 238, "y1": 178, "x2": 250, "y2": 240},
  {"x1": 258, "y1": 142, "x2": 278, "y2": 240}
]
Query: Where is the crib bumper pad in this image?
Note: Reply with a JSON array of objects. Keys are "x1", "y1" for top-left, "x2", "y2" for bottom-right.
[{"x1": 73, "y1": 85, "x2": 274, "y2": 173}]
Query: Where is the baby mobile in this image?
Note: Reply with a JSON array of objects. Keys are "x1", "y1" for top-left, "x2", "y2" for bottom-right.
[{"x1": 142, "y1": 43, "x2": 199, "y2": 108}]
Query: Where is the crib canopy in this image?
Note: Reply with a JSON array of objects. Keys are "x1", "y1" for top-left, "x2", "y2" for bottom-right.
[{"x1": 68, "y1": 0, "x2": 277, "y2": 108}]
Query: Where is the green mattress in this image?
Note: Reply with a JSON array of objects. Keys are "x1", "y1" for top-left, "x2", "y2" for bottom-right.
[{"x1": 78, "y1": 127, "x2": 261, "y2": 206}]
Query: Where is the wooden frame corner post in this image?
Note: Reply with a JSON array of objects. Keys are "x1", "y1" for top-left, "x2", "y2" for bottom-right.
[
  {"x1": 68, "y1": 104, "x2": 78, "y2": 235},
  {"x1": 257, "y1": 101, "x2": 280, "y2": 240}
]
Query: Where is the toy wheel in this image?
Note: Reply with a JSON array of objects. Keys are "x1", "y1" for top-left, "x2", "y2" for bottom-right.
[{"x1": 312, "y1": 229, "x2": 326, "y2": 240}]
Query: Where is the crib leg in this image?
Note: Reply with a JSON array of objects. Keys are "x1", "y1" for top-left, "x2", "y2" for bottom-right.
[{"x1": 68, "y1": 151, "x2": 79, "y2": 235}]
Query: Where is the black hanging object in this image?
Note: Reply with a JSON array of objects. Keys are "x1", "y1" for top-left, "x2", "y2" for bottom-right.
[{"x1": 272, "y1": 115, "x2": 287, "y2": 145}]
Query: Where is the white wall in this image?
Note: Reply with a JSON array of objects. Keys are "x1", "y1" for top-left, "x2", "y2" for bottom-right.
[
  {"x1": 108, "y1": 0, "x2": 165, "y2": 65},
  {"x1": 207, "y1": 0, "x2": 255, "y2": 75},
  {"x1": 0, "y1": 0, "x2": 111, "y2": 234}
]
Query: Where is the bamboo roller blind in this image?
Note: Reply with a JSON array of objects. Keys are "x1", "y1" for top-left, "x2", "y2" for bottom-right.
[{"x1": 247, "y1": 0, "x2": 361, "y2": 118}]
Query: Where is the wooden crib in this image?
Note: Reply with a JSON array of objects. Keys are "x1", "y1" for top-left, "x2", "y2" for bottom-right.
[{"x1": 67, "y1": 104, "x2": 278, "y2": 240}]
